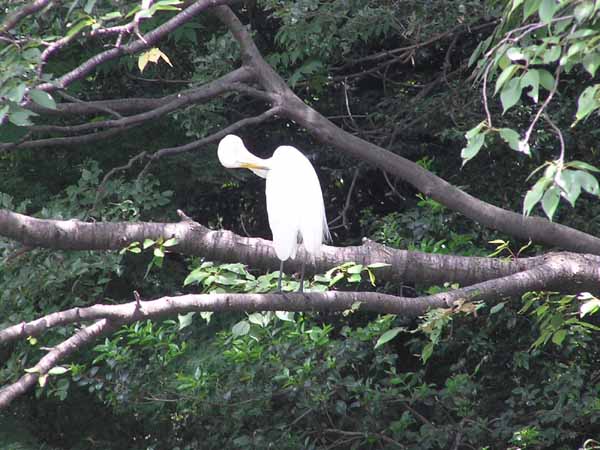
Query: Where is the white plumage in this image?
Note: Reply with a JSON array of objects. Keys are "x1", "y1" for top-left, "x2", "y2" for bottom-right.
[{"x1": 217, "y1": 134, "x2": 330, "y2": 291}]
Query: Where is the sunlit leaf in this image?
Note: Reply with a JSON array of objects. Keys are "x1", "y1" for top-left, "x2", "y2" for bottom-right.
[
  {"x1": 48, "y1": 366, "x2": 70, "y2": 375},
  {"x1": 500, "y1": 78, "x2": 523, "y2": 113},
  {"x1": 231, "y1": 320, "x2": 250, "y2": 337},
  {"x1": 374, "y1": 327, "x2": 404, "y2": 349},
  {"x1": 499, "y1": 128, "x2": 521, "y2": 150},
  {"x1": 541, "y1": 186, "x2": 560, "y2": 220},
  {"x1": 29, "y1": 89, "x2": 57, "y2": 110},
  {"x1": 178, "y1": 312, "x2": 195, "y2": 330}
]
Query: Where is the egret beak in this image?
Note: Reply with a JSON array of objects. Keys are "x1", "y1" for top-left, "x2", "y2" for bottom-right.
[{"x1": 240, "y1": 162, "x2": 268, "y2": 170}]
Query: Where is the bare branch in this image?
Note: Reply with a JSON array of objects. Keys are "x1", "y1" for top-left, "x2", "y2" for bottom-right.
[
  {"x1": 522, "y1": 66, "x2": 562, "y2": 148},
  {"x1": 0, "y1": 319, "x2": 119, "y2": 410},
  {"x1": 150, "y1": 106, "x2": 280, "y2": 159},
  {"x1": 56, "y1": 91, "x2": 123, "y2": 119},
  {"x1": 27, "y1": 67, "x2": 253, "y2": 138},
  {"x1": 0, "y1": 125, "x2": 136, "y2": 152}
]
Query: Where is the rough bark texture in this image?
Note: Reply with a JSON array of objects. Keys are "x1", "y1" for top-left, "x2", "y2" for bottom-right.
[{"x1": 1, "y1": 208, "x2": 553, "y2": 285}]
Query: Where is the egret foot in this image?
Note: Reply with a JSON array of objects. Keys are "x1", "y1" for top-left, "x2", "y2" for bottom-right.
[
  {"x1": 297, "y1": 261, "x2": 305, "y2": 293},
  {"x1": 277, "y1": 260, "x2": 284, "y2": 293}
]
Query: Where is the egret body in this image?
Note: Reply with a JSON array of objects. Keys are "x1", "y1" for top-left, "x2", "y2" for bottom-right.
[{"x1": 217, "y1": 134, "x2": 330, "y2": 291}]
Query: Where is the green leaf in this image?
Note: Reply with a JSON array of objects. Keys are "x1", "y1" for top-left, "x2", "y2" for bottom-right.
[
  {"x1": 0, "y1": 105, "x2": 9, "y2": 123},
  {"x1": 520, "y1": 69, "x2": 539, "y2": 102},
  {"x1": 541, "y1": 186, "x2": 560, "y2": 220},
  {"x1": 153, "y1": 247, "x2": 164, "y2": 258},
  {"x1": 178, "y1": 312, "x2": 195, "y2": 330},
  {"x1": 348, "y1": 273, "x2": 362, "y2": 283},
  {"x1": 539, "y1": 0, "x2": 559, "y2": 23},
  {"x1": 84, "y1": 0, "x2": 97, "y2": 13},
  {"x1": 421, "y1": 342, "x2": 434, "y2": 363},
  {"x1": 367, "y1": 262, "x2": 391, "y2": 269},
  {"x1": 461, "y1": 132, "x2": 486, "y2": 164},
  {"x1": 183, "y1": 269, "x2": 208, "y2": 286},
  {"x1": 574, "y1": 85, "x2": 600, "y2": 125},
  {"x1": 559, "y1": 170, "x2": 581, "y2": 205},
  {"x1": 574, "y1": 0, "x2": 594, "y2": 22},
  {"x1": 523, "y1": 178, "x2": 549, "y2": 215},
  {"x1": 500, "y1": 78, "x2": 522, "y2": 113},
  {"x1": 542, "y1": 45, "x2": 561, "y2": 64},
  {"x1": 490, "y1": 302, "x2": 505, "y2": 314},
  {"x1": 499, "y1": 128, "x2": 521, "y2": 150},
  {"x1": 200, "y1": 311, "x2": 213, "y2": 323},
  {"x1": 8, "y1": 110, "x2": 35, "y2": 126},
  {"x1": 583, "y1": 53, "x2": 600, "y2": 77},
  {"x1": 7, "y1": 83, "x2": 26, "y2": 102},
  {"x1": 374, "y1": 327, "x2": 403, "y2": 349},
  {"x1": 574, "y1": 170, "x2": 599, "y2": 195},
  {"x1": 523, "y1": 0, "x2": 542, "y2": 19},
  {"x1": 143, "y1": 238, "x2": 155, "y2": 249},
  {"x1": 66, "y1": 18, "x2": 94, "y2": 38},
  {"x1": 465, "y1": 121, "x2": 486, "y2": 140},
  {"x1": 163, "y1": 237, "x2": 178, "y2": 247},
  {"x1": 580, "y1": 298, "x2": 600, "y2": 317},
  {"x1": 347, "y1": 264, "x2": 363, "y2": 274},
  {"x1": 566, "y1": 160, "x2": 600, "y2": 172},
  {"x1": 247, "y1": 312, "x2": 266, "y2": 327},
  {"x1": 494, "y1": 64, "x2": 519, "y2": 95},
  {"x1": 100, "y1": 11, "x2": 123, "y2": 20},
  {"x1": 231, "y1": 320, "x2": 250, "y2": 337},
  {"x1": 24, "y1": 367, "x2": 41, "y2": 373},
  {"x1": 468, "y1": 40, "x2": 485, "y2": 67},
  {"x1": 506, "y1": 47, "x2": 526, "y2": 62},
  {"x1": 48, "y1": 366, "x2": 70, "y2": 375},
  {"x1": 509, "y1": 0, "x2": 524, "y2": 16},
  {"x1": 275, "y1": 311, "x2": 295, "y2": 322},
  {"x1": 538, "y1": 69, "x2": 555, "y2": 91},
  {"x1": 551, "y1": 329, "x2": 567, "y2": 345},
  {"x1": 29, "y1": 89, "x2": 57, "y2": 110}
]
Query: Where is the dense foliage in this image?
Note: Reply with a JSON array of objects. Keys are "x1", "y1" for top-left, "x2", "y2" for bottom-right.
[{"x1": 1, "y1": 0, "x2": 600, "y2": 449}]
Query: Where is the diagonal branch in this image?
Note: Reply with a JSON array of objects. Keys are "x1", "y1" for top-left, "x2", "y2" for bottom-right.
[
  {"x1": 93, "y1": 106, "x2": 281, "y2": 207},
  {"x1": 214, "y1": 5, "x2": 600, "y2": 255},
  {"x1": 25, "y1": 67, "x2": 253, "y2": 137},
  {"x1": 0, "y1": 125, "x2": 137, "y2": 152},
  {"x1": 0, "y1": 318, "x2": 120, "y2": 410},
  {"x1": 36, "y1": 0, "x2": 234, "y2": 92},
  {"x1": 0, "y1": 0, "x2": 53, "y2": 33}
]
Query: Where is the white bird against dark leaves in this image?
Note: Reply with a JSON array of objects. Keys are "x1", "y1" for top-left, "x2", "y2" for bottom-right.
[{"x1": 217, "y1": 134, "x2": 330, "y2": 292}]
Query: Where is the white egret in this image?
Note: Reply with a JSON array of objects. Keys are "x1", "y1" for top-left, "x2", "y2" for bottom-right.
[{"x1": 217, "y1": 134, "x2": 330, "y2": 292}]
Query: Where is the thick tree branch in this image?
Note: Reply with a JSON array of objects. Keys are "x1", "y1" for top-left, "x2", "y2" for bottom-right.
[
  {"x1": 0, "y1": 208, "x2": 559, "y2": 287},
  {"x1": 214, "y1": 6, "x2": 600, "y2": 255}
]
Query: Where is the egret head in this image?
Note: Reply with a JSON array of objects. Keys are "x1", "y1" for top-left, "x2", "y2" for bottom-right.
[{"x1": 217, "y1": 134, "x2": 269, "y2": 174}]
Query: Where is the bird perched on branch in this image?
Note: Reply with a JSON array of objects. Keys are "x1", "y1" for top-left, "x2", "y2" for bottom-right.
[{"x1": 217, "y1": 134, "x2": 330, "y2": 292}]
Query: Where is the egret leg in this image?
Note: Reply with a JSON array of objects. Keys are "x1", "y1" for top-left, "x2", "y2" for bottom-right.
[
  {"x1": 298, "y1": 260, "x2": 305, "y2": 293},
  {"x1": 277, "y1": 260, "x2": 284, "y2": 293}
]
